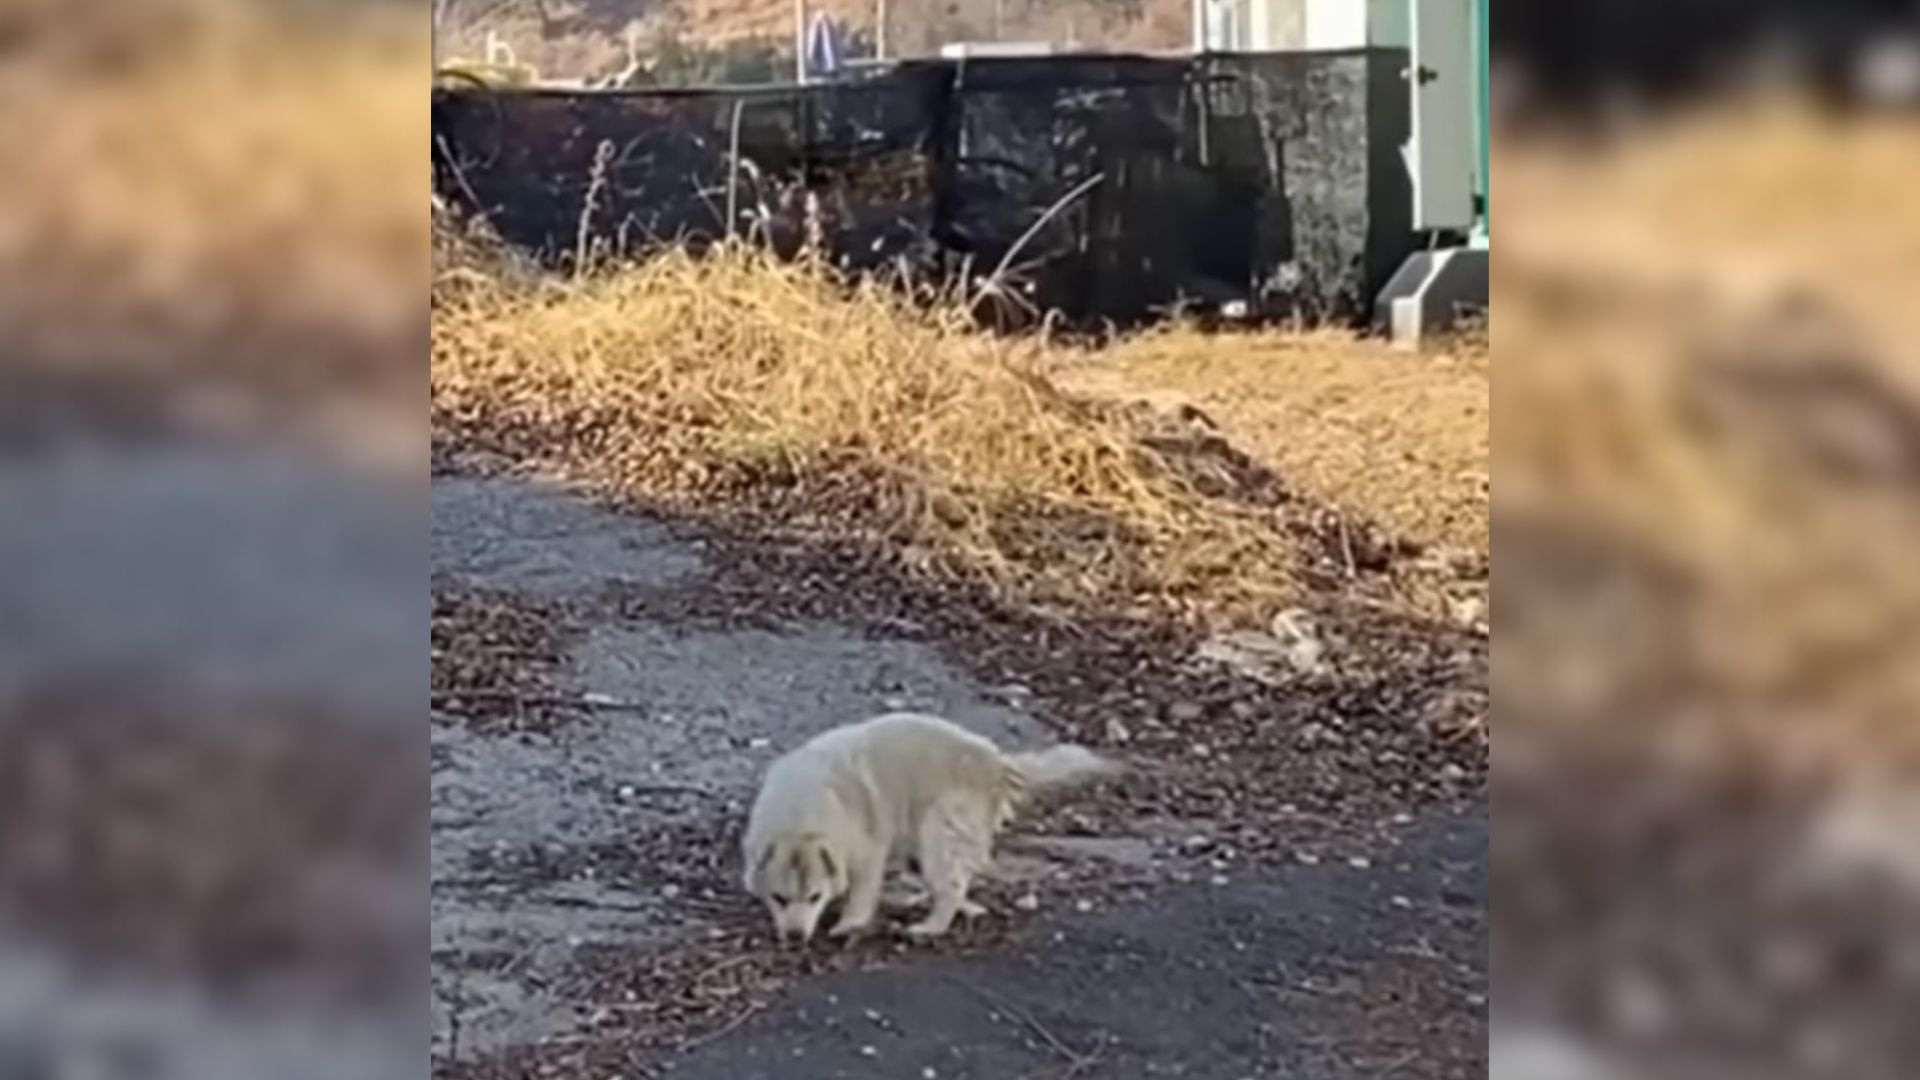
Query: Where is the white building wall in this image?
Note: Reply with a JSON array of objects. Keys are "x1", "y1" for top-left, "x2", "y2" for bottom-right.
[{"x1": 1193, "y1": 0, "x2": 1409, "y2": 54}]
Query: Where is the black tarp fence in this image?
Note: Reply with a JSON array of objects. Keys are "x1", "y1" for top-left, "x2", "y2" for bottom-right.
[{"x1": 432, "y1": 49, "x2": 1413, "y2": 327}]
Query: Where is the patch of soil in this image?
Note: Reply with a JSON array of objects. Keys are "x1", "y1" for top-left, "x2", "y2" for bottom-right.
[
  {"x1": 0, "y1": 680, "x2": 417, "y2": 998},
  {"x1": 432, "y1": 580, "x2": 580, "y2": 732},
  {"x1": 1497, "y1": 736, "x2": 1920, "y2": 1079}
]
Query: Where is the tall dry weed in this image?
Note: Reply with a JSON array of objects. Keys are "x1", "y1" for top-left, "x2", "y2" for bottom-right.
[{"x1": 431, "y1": 242, "x2": 1313, "y2": 619}]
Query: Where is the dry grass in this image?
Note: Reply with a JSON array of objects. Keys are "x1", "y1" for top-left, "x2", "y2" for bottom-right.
[
  {"x1": 428, "y1": 5, "x2": 1487, "y2": 626},
  {"x1": 0, "y1": 0, "x2": 424, "y2": 372},
  {"x1": 432, "y1": 235, "x2": 1334, "y2": 621},
  {"x1": 1056, "y1": 327, "x2": 1490, "y2": 558},
  {"x1": 1496, "y1": 102, "x2": 1920, "y2": 763}
]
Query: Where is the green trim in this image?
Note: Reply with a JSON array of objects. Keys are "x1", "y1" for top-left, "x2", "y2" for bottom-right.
[{"x1": 1473, "y1": 0, "x2": 1490, "y2": 236}]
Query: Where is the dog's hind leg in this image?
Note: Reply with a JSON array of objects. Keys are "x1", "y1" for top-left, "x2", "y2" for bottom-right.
[{"x1": 907, "y1": 796, "x2": 993, "y2": 939}]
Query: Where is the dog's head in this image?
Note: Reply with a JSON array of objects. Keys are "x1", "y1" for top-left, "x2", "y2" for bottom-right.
[{"x1": 743, "y1": 831, "x2": 846, "y2": 942}]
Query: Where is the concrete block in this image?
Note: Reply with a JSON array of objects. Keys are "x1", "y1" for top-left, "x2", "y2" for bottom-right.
[{"x1": 1374, "y1": 245, "x2": 1487, "y2": 347}]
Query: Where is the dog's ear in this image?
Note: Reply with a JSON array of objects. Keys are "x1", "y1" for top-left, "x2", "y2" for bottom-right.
[{"x1": 816, "y1": 843, "x2": 837, "y2": 881}]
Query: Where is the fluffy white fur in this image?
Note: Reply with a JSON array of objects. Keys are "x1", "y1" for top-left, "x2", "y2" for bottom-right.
[{"x1": 740, "y1": 712, "x2": 1117, "y2": 942}]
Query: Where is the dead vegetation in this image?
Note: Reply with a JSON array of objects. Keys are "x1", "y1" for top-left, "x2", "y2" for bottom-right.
[
  {"x1": 431, "y1": 583, "x2": 579, "y2": 732},
  {"x1": 0, "y1": 682, "x2": 416, "y2": 994},
  {"x1": 1493, "y1": 102, "x2": 1920, "y2": 1078},
  {"x1": 1496, "y1": 103, "x2": 1920, "y2": 766},
  {"x1": 1057, "y1": 327, "x2": 1490, "y2": 559},
  {"x1": 1, "y1": 1, "x2": 422, "y2": 389},
  {"x1": 434, "y1": 223, "x2": 1362, "y2": 624}
]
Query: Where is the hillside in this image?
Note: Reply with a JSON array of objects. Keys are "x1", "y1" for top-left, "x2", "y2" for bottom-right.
[{"x1": 437, "y1": 0, "x2": 1191, "y2": 81}]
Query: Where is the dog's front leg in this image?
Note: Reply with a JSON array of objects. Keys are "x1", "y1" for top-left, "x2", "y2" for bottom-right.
[{"x1": 829, "y1": 855, "x2": 884, "y2": 938}]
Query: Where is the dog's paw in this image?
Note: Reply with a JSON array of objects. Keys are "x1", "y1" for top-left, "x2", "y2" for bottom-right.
[
  {"x1": 904, "y1": 919, "x2": 951, "y2": 940},
  {"x1": 828, "y1": 919, "x2": 872, "y2": 940}
]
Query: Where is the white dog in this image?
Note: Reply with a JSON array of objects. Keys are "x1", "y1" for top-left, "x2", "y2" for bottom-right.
[{"x1": 741, "y1": 712, "x2": 1116, "y2": 942}]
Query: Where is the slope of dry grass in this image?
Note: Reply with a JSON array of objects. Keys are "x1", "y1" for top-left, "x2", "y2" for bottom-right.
[
  {"x1": 432, "y1": 238, "x2": 1352, "y2": 621},
  {"x1": 1057, "y1": 328, "x2": 1490, "y2": 558},
  {"x1": 1497, "y1": 103, "x2": 1920, "y2": 762},
  {"x1": 1, "y1": 1, "x2": 423, "y2": 377}
]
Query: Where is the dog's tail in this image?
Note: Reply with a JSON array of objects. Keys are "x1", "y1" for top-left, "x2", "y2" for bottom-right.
[{"x1": 1004, "y1": 744, "x2": 1121, "y2": 791}]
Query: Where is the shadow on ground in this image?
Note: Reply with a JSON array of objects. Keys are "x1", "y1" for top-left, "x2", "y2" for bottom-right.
[{"x1": 667, "y1": 811, "x2": 1486, "y2": 1080}]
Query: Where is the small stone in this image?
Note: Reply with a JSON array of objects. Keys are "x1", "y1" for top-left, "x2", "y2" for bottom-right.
[
  {"x1": 1074, "y1": 899, "x2": 1094, "y2": 913},
  {"x1": 1168, "y1": 701, "x2": 1205, "y2": 723},
  {"x1": 859, "y1": 1044, "x2": 877, "y2": 1058},
  {"x1": 1190, "y1": 743, "x2": 1212, "y2": 758},
  {"x1": 1390, "y1": 895, "x2": 1413, "y2": 909},
  {"x1": 1439, "y1": 764, "x2": 1467, "y2": 783},
  {"x1": 617, "y1": 784, "x2": 637, "y2": 800},
  {"x1": 661, "y1": 883, "x2": 682, "y2": 900},
  {"x1": 1210, "y1": 874, "x2": 1230, "y2": 887},
  {"x1": 1450, "y1": 594, "x2": 1488, "y2": 630},
  {"x1": 1181, "y1": 834, "x2": 1214, "y2": 853},
  {"x1": 1105, "y1": 718, "x2": 1133, "y2": 744},
  {"x1": 1604, "y1": 970, "x2": 1671, "y2": 1039},
  {"x1": 923, "y1": 1069, "x2": 939, "y2": 1079},
  {"x1": 1015, "y1": 893, "x2": 1040, "y2": 912},
  {"x1": 1391, "y1": 812, "x2": 1413, "y2": 825},
  {"x1": 1347, "y1": 856, "x2": 1371, "y2": 870},
  {"x1": 1295, "y1": 851, "x2": 1321, "y2": 866},
  {"x1": 748, "y1": 737, "x2": 771, "y2": 750}
]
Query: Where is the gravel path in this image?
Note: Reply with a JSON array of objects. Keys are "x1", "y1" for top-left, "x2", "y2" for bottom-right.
[{"x1": 429, "y1": 470, "x2": 1488, "y2": 1078}]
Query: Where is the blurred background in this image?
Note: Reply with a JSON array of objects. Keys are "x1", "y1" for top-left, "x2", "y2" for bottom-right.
[
  {"x1": 0, "y1": 2, "x2": 421, "y2": 1078},
  {"x1": 5, "y1": 0, "x2": 1918, "y2": 1076},
  {"x1": 1491, "y1": 2, "x2": 1920, "y2": 1078}
]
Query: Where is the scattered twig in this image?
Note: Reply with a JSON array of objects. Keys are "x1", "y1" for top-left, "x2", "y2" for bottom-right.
[
  {"x1": 692, "y1": 953, "x2": 760, "y2": 989},
  {"x1": 433, "y1": 133, "x2": 491, "y2": 224},
  {"x1": 575, "y1": 138, "x2": 617, "y2": 277},
  {"x1": 725, "y1": 99, "x2": 745, "y2": 239},
  {"x1": 977, "y1": 173, "x2": 1105, "y2": 299},
  {"x1": 429, "y1": 690, "x2": 653, "y2": 714},
  {"x1": 541, "y1": 896, "x2": 665, "y2": 914},
  {"x1": 946, "y1": 976, "x2": 1095, "y2": 1068},
  {"x1": 678, "y1": 1001, "x2": 765, "y2": 1051}
]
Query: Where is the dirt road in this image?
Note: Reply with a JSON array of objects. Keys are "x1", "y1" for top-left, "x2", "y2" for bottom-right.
[{"x1": 430, "y1": 470, "x2": 1487, "y2": 1078}]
